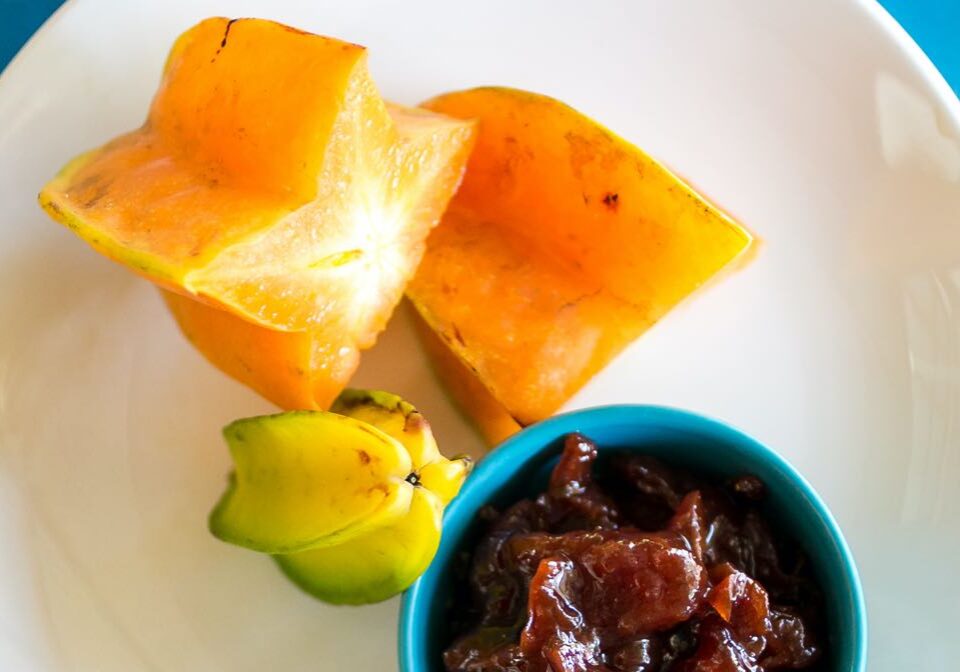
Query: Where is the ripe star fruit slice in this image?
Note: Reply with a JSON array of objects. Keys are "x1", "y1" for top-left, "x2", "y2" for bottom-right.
[
  {"x1": 209, "y1": 390, "x2": 471, "y2": 604},
  {"x1": 276, "y1": 390, "x2": 471, "y2": 605},
  {"x1": 158, "y1": 98, "x2": 474, "y2": 410},
  {"x1": 39, "y1": 17, "x2": 476, "y2": 358},
  {"x1": 408, "y1": 87, "x2": 753, "y2": 440}
]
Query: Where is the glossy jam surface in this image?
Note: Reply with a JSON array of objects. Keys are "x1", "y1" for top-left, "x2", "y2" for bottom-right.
[{"x1": 443, "y1": 434, "x2": 825, "y2": 671}]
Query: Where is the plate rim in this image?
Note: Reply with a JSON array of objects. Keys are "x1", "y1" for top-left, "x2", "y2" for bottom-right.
[
  {"x1": 0, "y1": 1, "x2": 956, "y2": 669},
  {"x1": 2, "y1": 0, "x2": 959, "y2": 131}
]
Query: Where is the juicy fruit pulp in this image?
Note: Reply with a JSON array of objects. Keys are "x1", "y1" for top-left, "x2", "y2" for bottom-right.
[
  {"x1": 443, "y1": 435, "x2": 824, "y2": 671},
  {"x1": 409, "y1": 87, "x2": 752, "y2": 440},
  {"x1": 40, "y1": 17, "x2": 475, "y2": 409},
  {"x1": 209, "y1": 390, "x2": 470, "y2": 604}
]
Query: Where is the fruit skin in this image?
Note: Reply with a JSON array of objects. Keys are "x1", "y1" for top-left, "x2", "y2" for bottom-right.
[
  {"x1": 209, "y1": 411, "x2": 413, "y2": 554},
  {"x1": 163, "y1": 290, "x2": 357, "y2": 410},
  {"x1": 40, "y1": 18, "x2": 476, "y2": 409},
  {"x1": 329, "y1": 389, "x2": 473, "y2": 498},
  {"x1": 412, "y1": 306, "x2": 521, "y2": 446},
  {"x1": 209, "y1": 390, "x2": 471, "y2": 604},
  {"x1": 273, "y1": 391, "x2": 471, "y2": 604},
  {"x1": 418, "y1": 457, "x2": 472, "y2": 507},
  {"x1": 331, "y1": 388, "x2": 439, "y2": 466},
  {"x1": 275, "y1": 486, "x2": 443, "y2": 605},
  {"x1": 409, "y1": 87, "x2": 752, "y2": 431}
]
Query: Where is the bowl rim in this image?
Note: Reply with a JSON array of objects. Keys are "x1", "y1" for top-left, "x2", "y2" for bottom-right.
[{"x1": 398, "y1": 404, "x2": 868, "y2": 671}]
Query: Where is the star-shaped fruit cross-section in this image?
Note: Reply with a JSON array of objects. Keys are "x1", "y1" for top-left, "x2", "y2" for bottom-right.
[{"x1": 39, "y1": 17, "x2": 475, "y2": 356}]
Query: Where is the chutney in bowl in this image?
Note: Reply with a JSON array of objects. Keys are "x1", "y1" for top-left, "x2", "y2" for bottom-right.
[{"x1": 399, "y1": 406, "x2": 866, "y2": 671}]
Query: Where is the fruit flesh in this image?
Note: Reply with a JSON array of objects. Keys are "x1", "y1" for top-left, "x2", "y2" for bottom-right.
[
  {"x1": 155, "y1": 99, "x2": 476, "y2": 410},
  {"x1": 40, "y1": 18, "x2": 365, "y2": 287},
  {"x1": 39, "y1": 17, "x2": 476, "y2": 353},
  {"x1": 209, "y1": 411, "x2": 413, "y2": 553},
  {"x1": 410, "y1": 87, "x2": 752, "y2": 429},
  {"x1": 185, "y1": 100, "x2": 475, "y2": 339},
  {"x1": 411, "y1": 207, "x2": 645, "y2": 426}
]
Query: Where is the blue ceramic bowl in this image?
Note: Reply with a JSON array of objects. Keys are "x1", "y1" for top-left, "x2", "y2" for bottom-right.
[{"x1": 399, "y1": 405, "x2": 867, "y2": 671}]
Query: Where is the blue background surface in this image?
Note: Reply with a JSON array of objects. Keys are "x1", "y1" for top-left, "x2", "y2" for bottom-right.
[{"x1": 1, "y1": 0, "x2": 959, "y2": 96}]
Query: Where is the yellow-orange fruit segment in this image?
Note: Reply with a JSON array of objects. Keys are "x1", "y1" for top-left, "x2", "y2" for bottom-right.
[
  {"x1": 162, "y1": 290, "x2": 356, "y2": 410},
  {"x1": 411, "y1": 306, "x2": 521, "y2": 445},
  {"x1": 408, "y1": 87, "x2": 752, "y2": 431},
  {"x1": 158, "y1": 98, "x2": 474, "y2": 410},
  {"x1": 39, "y1": 17, "x2": 475, "y2": 350}
]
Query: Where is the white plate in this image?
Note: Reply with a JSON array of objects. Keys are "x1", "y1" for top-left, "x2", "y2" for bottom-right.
[{"x1": 1, "y1": 0, "x2": 958, "y2": 669}]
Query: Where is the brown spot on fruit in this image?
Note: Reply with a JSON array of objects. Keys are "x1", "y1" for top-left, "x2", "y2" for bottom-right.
[
  {"x1": 358, "y1": 450, "x2": 371, "y2": 465},
  {"x1": 220, "y1": 18, "x2": 238, "y2": 48},
  {"x1": 211, "y1": 18, "x2": 239, "y2": 61},
  {"x1": 403, "y1": 412, "x2": 425, "y2": 434},
  {"x1": 82, "y1": 183, "x2": 109, "y2": 208},
  {"x1": 602, "y1": 192, "x2": 619, "y2": 211}
]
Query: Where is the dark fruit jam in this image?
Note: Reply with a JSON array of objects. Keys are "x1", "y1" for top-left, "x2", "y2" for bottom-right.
[{"x1": 443, "y1": 434, "x2": 826, "y2": 671}]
